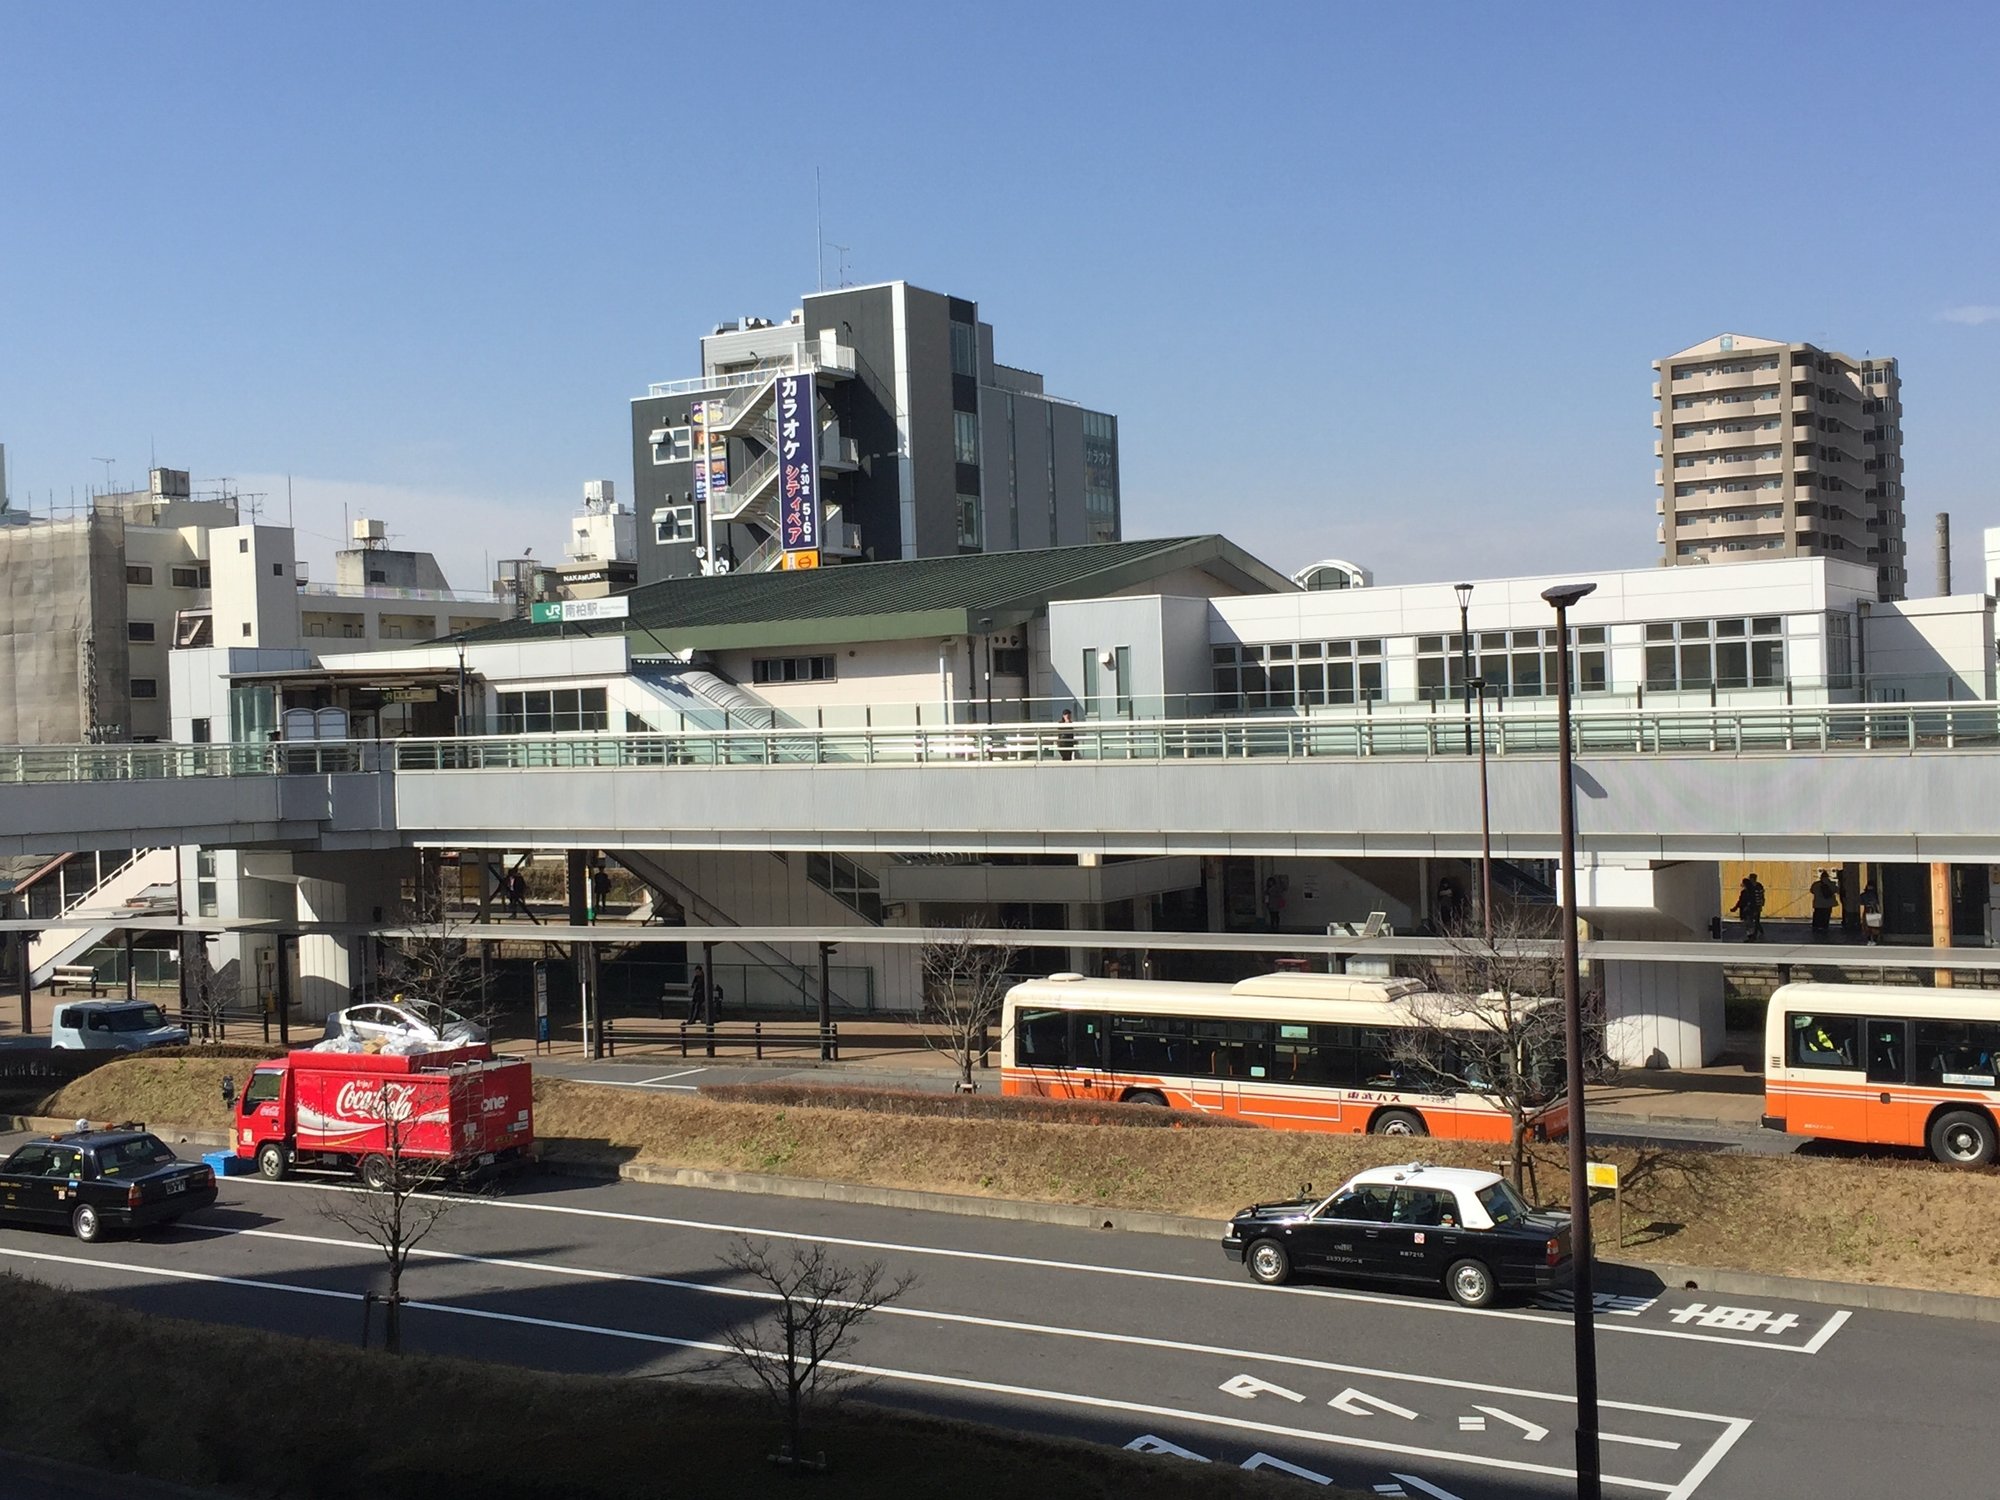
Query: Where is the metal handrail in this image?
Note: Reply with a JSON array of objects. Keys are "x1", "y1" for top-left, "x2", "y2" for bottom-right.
[{"x1": 2, "y1": 701, "x2": 1997, "y2": 784}]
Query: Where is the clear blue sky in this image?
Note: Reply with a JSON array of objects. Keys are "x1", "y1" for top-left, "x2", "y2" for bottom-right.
[{"x1": 4, "y1": 3, "x2": 1997, "y2": 591}]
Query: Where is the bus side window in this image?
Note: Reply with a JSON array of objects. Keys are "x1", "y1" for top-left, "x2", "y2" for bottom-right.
[
  {"x1": 1787, "y1": 1012, "x2": 1858, "y2": 1069},
  {"x1": 1016, "y1": 1009, "x2": 1070, "y2": 1066}
]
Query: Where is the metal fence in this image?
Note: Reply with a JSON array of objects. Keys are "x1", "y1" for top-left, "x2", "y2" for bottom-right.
[{"x1": 5, "y1": 701, "x2": 2000, "y2": 785}]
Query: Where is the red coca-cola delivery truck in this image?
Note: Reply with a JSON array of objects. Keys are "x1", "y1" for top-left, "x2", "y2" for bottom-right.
[{"x1": 232, "y1": 1045, "x2": 534, "y2": 1188}]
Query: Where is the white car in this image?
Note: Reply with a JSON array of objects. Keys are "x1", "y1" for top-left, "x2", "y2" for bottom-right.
[{"x1": 323, "y1": 1000, "x2": 486, "y2": 1049}]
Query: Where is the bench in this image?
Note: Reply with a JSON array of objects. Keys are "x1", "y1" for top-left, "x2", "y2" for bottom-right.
[
  {"x1": 49, "y1": 965, "x2": 105, "y2": 996},
  {"x1": 603, "y1": 1018, "x2": 839, "y2": 1061}
]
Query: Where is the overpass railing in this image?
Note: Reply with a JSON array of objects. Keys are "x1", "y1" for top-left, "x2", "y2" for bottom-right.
[{"x1": 4, "y1": 702, "x2": 1998, "y2": 783}]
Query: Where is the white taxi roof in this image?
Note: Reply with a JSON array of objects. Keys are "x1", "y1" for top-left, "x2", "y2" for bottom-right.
[{"x1": 1344, "y1": 1162, "x2": 1505, "y2": 1194}]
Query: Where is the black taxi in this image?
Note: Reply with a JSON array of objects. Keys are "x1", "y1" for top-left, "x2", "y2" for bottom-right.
[
  {"x1": 1221, "y1": 1161, "x2": 1573, "y2": 1308},
  {"x1": 0, "y1": 1126, "x2": 216, "y2": 1242}
]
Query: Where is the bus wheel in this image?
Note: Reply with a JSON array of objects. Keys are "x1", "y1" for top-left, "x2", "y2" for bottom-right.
[
  {"x1": 1125, "y1": 1089, "x2": 1168, "y2": 1107},
  {"x1": 1370, "y1": 1109, "x2": 1428, "y2": 1138},
  {"x1": 1928, "y1": 1110, "x2": 1997, "y2": 1167}
]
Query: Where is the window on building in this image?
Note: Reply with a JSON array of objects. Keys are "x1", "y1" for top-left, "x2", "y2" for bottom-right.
[
  {"x1": 126, "y1": 565, "x2": 153, "y2": 586},
  {"x1": 196, "y1": 848, "x2": 218, "y2": 919},
  {"x1": 190, "y1": 718, "x2": 211, "y2": 744},
  {"x1": 130, "y1": 678, "x2": 158, "y2": 699},
  {"x1": 1415, "y1": 628, "x2": 1608, "y2": 701},
  {"x1": 949, "y1": 320, "x2": 977, "y2": 379},
  {"x1": 653, "y1": 504, "x2": 697, "y2": 545},
  {"x1": 1212, "y1": 639, "x2": 1385, "y2": 712},
  {"x1": 750, "y1": 655, "x2": 836, "y2": 685},
  {"x1": 991, "y1": 646, "x2": 1026, "y2": 677},
  {"x1": 1827, "y1": 611, "x2": 1855, "y2": 689},
  {"x1": 171, "y1": 565, "x2": 210, "y2": 589},
  {"x1": 953, "y1": 410, "x2": 980, "y2": 467},
  {"x1": 956, "y1": 493, "x2": 982, "y2": 548},
  {"x1": 651, "y1": 426, "x2": 692, "y2": 465},
  {"x1": 1644, "y1": 617, "x2": 1786, "y2": 692},
  {"x1": 127, "y1": 621, "x2": 156, "y2": 643},
  {"x1": 493, "y1": 687, "x2": 610, "y2": 734}
]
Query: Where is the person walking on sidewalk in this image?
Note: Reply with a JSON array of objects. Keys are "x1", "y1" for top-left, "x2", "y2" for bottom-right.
[
  {"x1": 685, "y1": 963, "x2": 708, "y2": 1024},
  {"x1": 1809, "y1": 870, "x2": 1837, "y2": 939},
  {"x1": 1731, "y1": 874, "x2": 1766, "y2": 941}
]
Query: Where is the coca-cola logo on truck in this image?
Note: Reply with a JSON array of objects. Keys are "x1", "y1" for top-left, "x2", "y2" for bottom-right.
[{"x1": 334, "y1": 1080, "x2": 414, "y2": 1123}]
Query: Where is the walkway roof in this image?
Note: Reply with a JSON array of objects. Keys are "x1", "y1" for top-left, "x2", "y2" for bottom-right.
[{"x1": 450, "y1": 535, "x2": 1294, "y2": 651}]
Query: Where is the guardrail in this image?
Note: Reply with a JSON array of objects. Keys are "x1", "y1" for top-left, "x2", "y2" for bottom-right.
[{"x1": 4, "y1": 702, "x2": 2000, "y2": 785}]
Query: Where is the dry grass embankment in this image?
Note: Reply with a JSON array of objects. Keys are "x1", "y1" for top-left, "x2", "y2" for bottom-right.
[
  {"x1": 0, "y1": 1273, "x2": 1319, "y2": 1500},
  {"x1": 43, "y1": 1057, "x2": 2000, "y2": 1298}
]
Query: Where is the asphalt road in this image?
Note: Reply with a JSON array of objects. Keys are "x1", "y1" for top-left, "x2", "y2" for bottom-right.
[{"x1": 0, "y1": 1141, "x2": 1991, "y2": 1500}]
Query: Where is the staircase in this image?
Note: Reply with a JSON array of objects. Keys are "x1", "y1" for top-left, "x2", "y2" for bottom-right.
[
  {"x1": 27, "y1": 848, "x2": 180, "y2": 984},
  {"x1": 611, "y1": 849, "x2": 870, "y2": 1008}
]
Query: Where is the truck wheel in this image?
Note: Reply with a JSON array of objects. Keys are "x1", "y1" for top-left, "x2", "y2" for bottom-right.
[
  {"x1": 1929, "y1": 1110, "x2": 1997, "y2": 1167},
  {"x1": 1445, "y1": 1258, "x2": 1497, "y2": 1308},
  {"x1": 257, "y1": 1143, "x2": 289, "y2": 1181},
  {"x1": 71, "y1": 1204, "x2": 103, "y2": 1243},
  {"x1": 359, "y1": 1155, "x2": 395, "y2": 1192},
  {"x1": 1370, "y1": 1109, "x2": 1429, "y2": 1137}
]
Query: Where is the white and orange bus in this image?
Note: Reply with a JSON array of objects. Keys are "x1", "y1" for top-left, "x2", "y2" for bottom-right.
[
  {"x1": 998, "y1": 970, "x2": 1569, "y2": 1140},
  {"x1": 1763, "y1": 982, "x2": 2000, "y2": 1165}
]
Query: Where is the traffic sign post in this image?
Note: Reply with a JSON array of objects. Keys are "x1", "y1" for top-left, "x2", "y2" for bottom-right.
[{"x1": 1587, "y1": 1160, "x2": 1621, "y2": 1249}]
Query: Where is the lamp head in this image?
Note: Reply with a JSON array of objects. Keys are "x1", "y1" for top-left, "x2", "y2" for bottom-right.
[
  {"x1": 1453, "y1": 582, "x2": 1474, "y2": 608},
  {"x1": 1540, "y1": 581, "x2": 1598, "y2": 611}
]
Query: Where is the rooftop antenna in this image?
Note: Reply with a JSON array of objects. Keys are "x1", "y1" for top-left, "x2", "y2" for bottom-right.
[
  {"x1": 287, "y1": 473, "x2": 294, "y2": 528},
  {"x1": 830, "y1": 243, "x2": 851, "y2": 288},
  {"x1": 815, "y1": 167, "x2": 824, "y2": 292},
  {"x1": 91, "y1": 457, "x2": 115, "y2": 494}
]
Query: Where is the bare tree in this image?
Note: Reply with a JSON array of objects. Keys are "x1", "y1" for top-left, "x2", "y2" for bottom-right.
[
  {"x1": 318, "y1": 1074, "x2": 463, "y2": 1354},
  {"x1": 380, "y1": 898, "x2": 492, "y2": 1036},
  {"x1": 1393, "y1": 908, "x2": 1598, "y2": 1191},
  {"x1": 917, "y1": 926, "x2": 1021, "y2": 1093},
  {"x1": 184, "y1": 941, "x2": 241, "y2": 1042},
  {"x1": 719, "y1": 1238, "x2": 916, "y2": 1467}
]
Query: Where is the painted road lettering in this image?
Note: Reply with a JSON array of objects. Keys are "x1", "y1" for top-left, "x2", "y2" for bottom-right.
[
  {"x1": 1221, "y1": 1373, "x2": 1307, "y2": 1402},
  {"x1": 1243, "y1": 1452, "x2": 1336, "y2": 1484},
  {"x1": 1667, "y1": 1303, "x2": 1801, "y2": 1336},
  {"x1": 1470, "y1": 1405, "x2": 1548, "y2": 1441},
  {"x1": 1328, "y1": 1388, "x2": 1421, "y2": 1420}
]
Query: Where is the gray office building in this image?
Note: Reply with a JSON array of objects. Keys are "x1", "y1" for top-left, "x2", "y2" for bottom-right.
[{"x1": 630, "y1": 281, "x2": 1120, "y2": 583}]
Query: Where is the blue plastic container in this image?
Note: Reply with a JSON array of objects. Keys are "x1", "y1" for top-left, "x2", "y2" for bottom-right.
[{"x1": 202, "y1": 1148, "x2": 246, "y2": 1176}]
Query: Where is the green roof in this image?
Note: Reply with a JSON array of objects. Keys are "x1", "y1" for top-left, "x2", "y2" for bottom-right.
[{"x1": 453, "y1": 535, "x2": 1293, "y2": 652}]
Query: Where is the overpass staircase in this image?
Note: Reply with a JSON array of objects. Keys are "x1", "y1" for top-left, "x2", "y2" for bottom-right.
[{"x1": 23, "y1": 848, "x2": 180, "y2": 985}]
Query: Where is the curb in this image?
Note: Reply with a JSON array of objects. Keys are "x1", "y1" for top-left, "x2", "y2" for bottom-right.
[
  {"x1": 537, "y1": 1151, "x2": 2000, "y2": 1320},
  {"x1": 536, "y1": 1149, "x2": 1218, "y2": 1238},
  {"x1": 5, "y1": 1114, "x2": 230, "y2": 1150}
]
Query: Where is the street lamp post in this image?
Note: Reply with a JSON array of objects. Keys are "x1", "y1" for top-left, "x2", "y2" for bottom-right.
[
  {"x1": 1541, "y1": 579, "x2": 1601, "y2": 1500},
  {"x1": 1454, "y1": 582, "x2": 1474, "y2": 756},
  {"x1": 1469, "y1": 676, "x2": 1494, "y2": 944},
  {"x1": 978, "y1": 616, "x2": 995, "y2": 725}
]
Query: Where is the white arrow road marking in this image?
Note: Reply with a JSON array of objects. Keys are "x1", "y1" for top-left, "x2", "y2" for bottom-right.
[
  {"x1": 1330, "y1": 1388, "x2": 1421, "y2": 1420},
  {"x1": 1473, "y1": 1405, "x2": 1549, "y2": 1442},
  {"x1": 1221, "y1": 1373, "x2": 1307, "y2": 1402},
  {"x1": 1243, "y1": 1453, "x2": 1334, "y2": 1484},
  {"x1": 1392, "y1": 1476, "x2": 1469, "y2": 1500}
]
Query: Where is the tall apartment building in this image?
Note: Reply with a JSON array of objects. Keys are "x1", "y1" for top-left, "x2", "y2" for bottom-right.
[
  {"x1": 1654, "y1": 335, "x2": 1906, "y2": 600},
  {"x1": 630, "y1": 280, "x2": 1120, "y2": 585}
]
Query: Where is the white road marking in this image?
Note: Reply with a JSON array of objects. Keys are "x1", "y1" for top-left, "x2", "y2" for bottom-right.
[
  {"x1": 178, "y1": 1221, "x2": 1741, "y2": 1430},
  {"x1": 1471, "y1": 1405, "x2": 1548, "y2": 1442},
  {"x1": 1605, "y1": 1433, "x2": 1684, "y2": 1451},
  {"x1": 1125, "y1": 1434, "x2": 1209, "y2": 1461},
  {"x1": 1330, "y1": 1389, "x2": 1420, "y2": 1421},
  {"x1": 1243, "y1": 1452, "x2": 1334, "y2": 1484},
  {"x1": 226, "y1": 1175, "x2": 1849, "y2": 1353},
  {"x1": 1221, "y1": 1374, "x2": 1306, "y2": 1402},
  {"x1": 1394, "y1": 1477, "x2": 1469, "y2": 1500},
  {"x1": 1456, "y1": 1417, "x2": 1485, "y2": 1432},
  {"x1": 0, "y1": 1239, "x2": 1697, "y2": 1495},
  {"x1": 1801, "y1": 1309, "x2": 1851, "y2": 1354},
  {"x1": 636, "y1": 1068, "x2": 706, "y2": 1084},
  {"x1": 1663, "y1": 1418, "x2": 1752, "y2": 1500}
]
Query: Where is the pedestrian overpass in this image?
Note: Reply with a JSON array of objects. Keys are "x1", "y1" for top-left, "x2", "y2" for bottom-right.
[{"x1": 1, "y1": 700, "x2": 1993, "y2": 864}]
